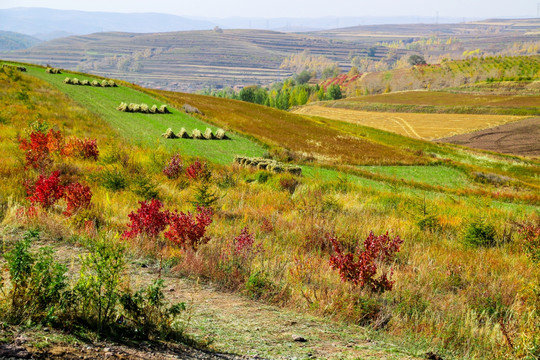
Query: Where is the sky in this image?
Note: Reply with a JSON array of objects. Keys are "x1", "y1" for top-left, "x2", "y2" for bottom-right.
[{"x1": 0, "y1": 0, "x2": 538, "y2": 19}]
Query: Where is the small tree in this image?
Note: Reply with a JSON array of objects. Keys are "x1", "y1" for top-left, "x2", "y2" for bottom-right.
[
  {"x1": 408, "y1": 54, "x2": 427, "y2": 66},
  {"x1": 327, "y1": 84, "x2": 342, "y2": 100}
]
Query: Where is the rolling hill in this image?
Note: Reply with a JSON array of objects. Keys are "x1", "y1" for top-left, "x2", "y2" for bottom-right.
[
  {"x1": 0, "y1": 29, "x2": 404, "y2": 91},
  {"x1": 0, "y1": 30, "x2": 42, "y2": 51}
]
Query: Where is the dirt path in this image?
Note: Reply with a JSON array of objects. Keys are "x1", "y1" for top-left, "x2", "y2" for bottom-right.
[{"x1": 1, "y1": 241, "x2": 418, "y2": 360}]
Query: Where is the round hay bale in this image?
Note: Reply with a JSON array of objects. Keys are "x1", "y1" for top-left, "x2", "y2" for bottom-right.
[
  {"x1": 182, "y1": 103, "x2": 203, "y2": 115},
  {"x1": 63, "y1": 77, "x2": 72, "y2": 84},
  {"x1": 149, "y1": 105, "x2": 157, "y2": 114},
  {"x1": 117, "y1": 102, "x2": 128, "y2": 112},
  {"x1": 287, "y1": 166, "x2": 302, "y2": 176},
  {"x1": 178, "y1": 128, "x2": 191, "y2": 138},
  {"x1": 81, "y1": 79, "x2": 90, "y2": 86},
  {"x1": 203, "y1": 128, "x2": 214, "y2": 140},
  {"x1": 108, "y1": 80, "x2": 117, "y2": 87},
  {"x1": 191, "y1": 129, "x2": 203, "y2": 139},
  {"x1": 101, "y1": 80, "x2": 110, "y2": 87},
  {"x1": 72, "y1": 78, "x2": 80, "y2": 85},
  {"x1": 158, "y1": 105, "x2": 170, "y2": 114},
  {"x1": 140, "y1": 103, "x2": 149, "y2": 113},
  {"x1": 161, "y1": 128, "x2": 178, "y2": 139},
  {"x1": 215, "y1": 128, "x2": 227, "y2": 140}
]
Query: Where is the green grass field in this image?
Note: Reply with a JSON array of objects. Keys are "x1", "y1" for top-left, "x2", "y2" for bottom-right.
[{"x1": 23, "y1": 65, "x2": 267, "y2": 165}]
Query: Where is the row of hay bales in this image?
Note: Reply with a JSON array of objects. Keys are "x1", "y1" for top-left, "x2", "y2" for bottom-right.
[
  {"x1": 162, "y1": 127, "x2": 227, "y2": 140},
  {"x1": 117, "y1": 102, "x2": 170, "y2": 114},
  {"x1": 64, "y1": 77, "x2": 117, "y2": 87},
  {"x1": 234, "y1": 156, "x2": 302, "y2": 176},
  {"x1": 46, "y1": 67, "x2": 62, "y2": 74},
  {"x1": 2, "y1": 64, "x2": 26, "y2": 72}
]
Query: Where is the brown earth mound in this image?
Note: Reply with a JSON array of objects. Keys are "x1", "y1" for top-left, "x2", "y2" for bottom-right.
[{"x1": 438, "y1": 117, "x2": 540, "y2": 156}]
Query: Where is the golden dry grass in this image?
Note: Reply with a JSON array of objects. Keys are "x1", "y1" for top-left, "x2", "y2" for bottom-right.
[{"x1": 293, "y1": 105, "x2": 527, "y2": 140}]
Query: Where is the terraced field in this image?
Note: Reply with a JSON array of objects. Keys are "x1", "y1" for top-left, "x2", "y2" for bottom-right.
[
  {"x1": 0, "y1": 30, "x2": 404, "y2": 91},
  {"x1": 293, "y1": 105, "x2": 526, "y2": 139}
]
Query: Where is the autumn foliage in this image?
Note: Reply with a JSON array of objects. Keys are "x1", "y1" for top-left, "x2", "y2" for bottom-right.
[
  {"x1": 164, "y1": 206, "x2": 213, "y2": 250},
  {"x1": 185, "y1": 160, "x2": 210, "y2": 181},
  {"x1": 26, "y1": 171, "x2": 65, "y2": 208},
  {"x1": 19, "y1": 129, "x2": 64, "y2": 169},
  {"x1": 64, "y1": 137, "x2": 99, "y2": 160},
  {"x1": 123, "y1": 199, "x2": 170, "y2": 239},
  {"x1": 329, "y1": 231, "x2": 403, "y2": 292},
  {"x1": 63, "y1": 182, "x2": 92, "y2": 216}
]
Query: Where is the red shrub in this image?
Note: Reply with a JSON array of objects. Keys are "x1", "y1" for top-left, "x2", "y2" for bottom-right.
[
  {"x1": 123, "y1": 199, "x2": 170, "y2": 239},
  {"x1": 329, "y1": 231, "x2": 403, "y2": 292},
  {"x1": 64, "y1": 137, "x2": 99, "y2": 160},
  {"x1": 164, "y1": 206, "x2": 213, "y2": 250},
  {"x1": 26, "y1": 171, "x2": 65, "y2": 208},
  {"x1": 63, "y1": 182, "x2": 92, "y2": 216},
  {"x1": 163, "y1": 154, "x2": 183, "y2": 179},
  {"x1": 185, "y1": 160, "x2": 210, "y2": 181},
  {"x1": 19, "y1": 131, "x2": 51, "y2": 169},
  {"x1": 234, "y1": 227, "x2": 255, "y2": 257}
]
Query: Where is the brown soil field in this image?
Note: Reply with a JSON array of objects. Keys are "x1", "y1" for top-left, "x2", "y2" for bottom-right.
[
  {"x1": 293, "y1": 105, "x2": 526, "y2": 140},
  {"x1": 438, "y1": 117, "x2": 540, "y2": 156}
]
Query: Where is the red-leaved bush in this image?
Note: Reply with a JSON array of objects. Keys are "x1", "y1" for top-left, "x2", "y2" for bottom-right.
[
  {"x1": 123, "y1": 199, "x2": 170, "y2": 239},
  {"x1": 164, "y1": 206, "x2": 213, "y2": 250},
  {"x1": 185, "y1": 160, "x2": 210, "y2": 181},
  {"x1": 63, "y1": 182, "x2": 92, "y2": 216},
  {"x1": 19, "y1": 129, "x2": 64, "y2": 169},
  {"x1": 64, "y1": 138, "x2": 99, "y2": 160},
  {"x1": 329, "y1": 231, "x2": 403, "y2": 292},
  {"x1": 163, "y1": 154, "x2": 183, "y2": 179},
  {"x1": 26, "y1": 171, "x2": 65, "y2": 208},
  {"x1": 234, "y1": 227, "x2": 255, "y2": 256}
]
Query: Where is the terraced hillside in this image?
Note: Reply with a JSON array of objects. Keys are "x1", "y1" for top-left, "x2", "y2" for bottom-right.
[{"x1": 0, "y1": 30, "x2": 403, "y2": 92}]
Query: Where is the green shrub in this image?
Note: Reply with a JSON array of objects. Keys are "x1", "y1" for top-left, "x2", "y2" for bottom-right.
[
  {"x1": 98, "y1": 168, "x2": 128, "y2": 191},
  {"x1": 245, "y1": 271, "x2": 278, "y2": 300},
  {"x1": 463, "y1": 219, "x2": 497, "y2": 247},
  {"x1": 119, "y1": 279, "x2": 186, "y2": 339},
  {"x1": 2, "y1": 230, "x2": 67, "y2": 325},
  {"x1": 132, "y1": 175, "x2": 159, "y2": 200}
]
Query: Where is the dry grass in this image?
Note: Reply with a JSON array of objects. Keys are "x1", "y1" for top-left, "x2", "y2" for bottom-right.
[
  {"x1": 294, "y1": 105, "x2": 527, "y2": 140},
  {"x1": 145, "y1": 90, "x2": 424, "y2": 165}
]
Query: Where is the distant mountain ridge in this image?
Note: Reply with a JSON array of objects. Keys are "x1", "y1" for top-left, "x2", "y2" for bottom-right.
[
  {"x1": 0, "y1": 7, "x2": 217, "y2": 40},
  {"x1": 0, "y1": 31, "x2": 41, "y2": 51}
]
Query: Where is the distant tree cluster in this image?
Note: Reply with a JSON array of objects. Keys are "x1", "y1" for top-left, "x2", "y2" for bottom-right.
[{"x1": 201, "y1": 74, "x2": 343, "y2": 110}]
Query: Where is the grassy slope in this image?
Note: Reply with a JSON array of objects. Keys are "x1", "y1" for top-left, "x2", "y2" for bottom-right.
[{"x1": 22, "y1": 65, "x2": 266, "y2": 165}]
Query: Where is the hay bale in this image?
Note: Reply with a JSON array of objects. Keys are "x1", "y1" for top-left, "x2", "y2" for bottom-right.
[
  {"x1": 158, "y1": 105, "x2": 170, "y2": 114},
  {"x1": 81, "y1": 79, "x2": 90, "y2": 86},
  {"x1": 127, "y1": 103, "x2": 137, "y2": 112},
  {"x1": 215, "y1": 128, "x2": 227, "y2": 140},
  {"x1": 117, "y1": 102, "x2": 128, "y2": 112},
  {"x1": 149, "y1": 105, "x2": 157, "y2": 114},
  {"x1": 272, "y1": 165, "x2": 284, "y2": 173},
  {"x1": 72, "y1": 78, "x2": 80, "y2": 85},
  {"x1": 46, "y1": 68, "x2": 61, "y2": 74},
  {"x1": 101, "y1": 80, "x2": 110, "y2": 87},
  {"x1": 108, "y1": 80, "x2": 117, "y2": 87},
  {"x1": 257, "y1": 162, "x2": 269, "y2": 170},
  {"x1": 191, "y1": 129, "x2": 203, "y2": 139},
  {"x1": 17, "y1": 66, "x2": 26, "y2": 72},
  {"x1": 203, "y1": 128, "x2": 214, "y2": 140},
  {"x1": 140, "y1": 103, "x2": 149, "y2": 113},
  {"x1": 178, "y1": 128, "x2": 190, "y2": 138},
  {"x1": 132, "y1": 104, "x2": 141, "y2": 113},
  {"x1": 45, "y1": 67, "x2": 52, "y2": 73},
  {"x1": 91, "y1": 80, "x2": 100, "y2": 87},
  {"x1": 161, "y1": 128, "x2": 178, "y2": 139},
  {"x1": 63, "y1": 77, "x2": 72, "y2": 84},
  {"x1": 182, "y1": 103, "x2": 203, "y2": 115},
  {"x1": 287, "y1": 166, "x2": 302, "y2": 176}
]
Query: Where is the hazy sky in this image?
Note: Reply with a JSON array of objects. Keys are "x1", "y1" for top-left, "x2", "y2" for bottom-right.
[{"x1": 0, "y1": 0, "x2": 538, "y2": 19}]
